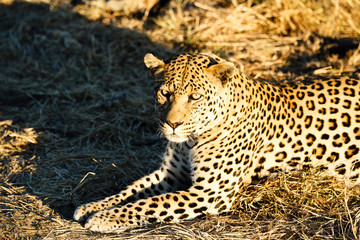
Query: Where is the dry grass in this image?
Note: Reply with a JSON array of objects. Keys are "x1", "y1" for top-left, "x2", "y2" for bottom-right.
[{"x1": 0, "y1": 0, "x2": 360, "y2": 239}]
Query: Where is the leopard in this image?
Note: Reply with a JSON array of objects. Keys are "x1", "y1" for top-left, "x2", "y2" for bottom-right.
[{"x1": 74, "y1": 52, "x2": 360, "y2": 233}]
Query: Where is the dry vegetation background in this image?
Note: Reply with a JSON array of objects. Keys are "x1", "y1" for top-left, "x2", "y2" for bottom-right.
[{"x1": 1, "y1": 0, "x2": 360, "y2": 239}]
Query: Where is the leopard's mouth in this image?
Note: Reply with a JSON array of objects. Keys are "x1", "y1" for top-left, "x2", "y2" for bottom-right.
[{"x1": 161, "y1": 124, "x2": 193, "y2": 143}]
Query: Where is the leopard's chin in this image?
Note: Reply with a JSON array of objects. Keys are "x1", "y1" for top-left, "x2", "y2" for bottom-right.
[{"x1": 164, "y1": 133, "x2": 189, "y2": 143}]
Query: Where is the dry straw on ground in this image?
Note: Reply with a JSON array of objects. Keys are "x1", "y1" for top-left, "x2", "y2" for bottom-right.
[{"x1": 1, "y1": 0, "x2": 360, "y2": 239}]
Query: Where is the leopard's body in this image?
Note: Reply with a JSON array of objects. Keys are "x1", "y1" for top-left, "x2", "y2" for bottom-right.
[{"x1": 74, "y1": 53, "x2": 360, "y2": 233}]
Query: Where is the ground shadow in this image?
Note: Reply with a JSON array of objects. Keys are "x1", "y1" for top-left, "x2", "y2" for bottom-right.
[
  {"x1": 0, "y1": 0, "x2": 175, "y2": 221},
  {"x1": 278, "y1": 35, "x2": 360, "y2": 75}
]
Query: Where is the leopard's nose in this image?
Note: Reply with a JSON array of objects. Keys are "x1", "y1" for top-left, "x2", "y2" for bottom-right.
[{"x1": 166, "y1": 120, "x2": 184, "y2": 129}]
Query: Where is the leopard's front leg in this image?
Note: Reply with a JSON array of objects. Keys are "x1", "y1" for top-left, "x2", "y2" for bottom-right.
[
  {"x1": 74, "y1": 142, "x2": 191, "y2": 222},
  {"x1": 84, "y1": 187, "x2": 222, "y2": 233},
  {"x1": 73, "y1": 168, "x2": 168, "y2": 222}
]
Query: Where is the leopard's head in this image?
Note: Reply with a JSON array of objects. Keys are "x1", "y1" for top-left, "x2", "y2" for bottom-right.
[{"x1": 144, "y1": 53, "x2": 236, "y2": 143}]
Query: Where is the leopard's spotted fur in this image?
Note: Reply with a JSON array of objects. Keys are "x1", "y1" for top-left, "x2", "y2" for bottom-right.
[{"x1": 74, "y1": 53, "x2": 360, "y2": 233}]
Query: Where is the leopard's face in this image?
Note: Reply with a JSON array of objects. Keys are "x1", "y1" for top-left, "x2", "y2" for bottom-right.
[
  {"x1": 155, "y1": 71, "x2": 225, "y2": 143},
  {"x1": 145, "y1": 53, "x2": 236, "y2": 143}
]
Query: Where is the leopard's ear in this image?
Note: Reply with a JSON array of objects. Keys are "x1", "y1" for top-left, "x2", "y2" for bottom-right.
[
  {"x1": 205, "y1": 61, "x2": 235, "y2": 86},
  {"x1": 144, "y1": 53, "x2": 165, "y2": 76}
]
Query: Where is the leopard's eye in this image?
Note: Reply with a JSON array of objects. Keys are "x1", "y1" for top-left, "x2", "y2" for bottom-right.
[
  {"x1": 159, "y1": 89, "x2": 170, "y2": 98},
  {"x1": 189, "y1": 93, "x2": 203, "y2": 101}
]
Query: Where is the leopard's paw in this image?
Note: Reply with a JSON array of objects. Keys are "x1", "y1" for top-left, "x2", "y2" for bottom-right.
[
  {"x1": 85, "y1": 210, "x2": 127, "y2": 233},
  {"x1": 73, "y1": 203, "x2": 98, "y2": 222}
]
